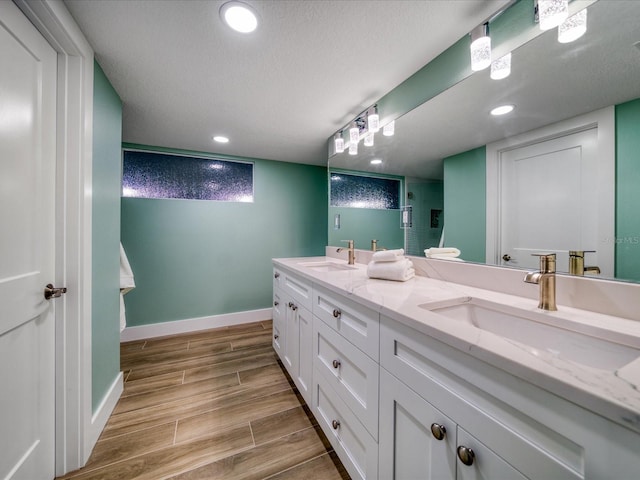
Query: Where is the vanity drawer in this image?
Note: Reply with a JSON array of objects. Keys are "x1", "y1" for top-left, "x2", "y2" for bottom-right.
[
  {"x1": 313, "y1": 316, "x2": 379, "y2": 439},
  {"x1": 280, "y1": 268, "x2": 313, "y2": 312},
  {"x1": 313, "y1": 285, "x2": 379, "y2": 361},
  {"x1": 313, "y1": 375, "x2": 378, "y2": 480}
]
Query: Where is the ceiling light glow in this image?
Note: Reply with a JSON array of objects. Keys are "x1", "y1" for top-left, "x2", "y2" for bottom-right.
[
  {"x1": 370, "y1": 159, "x2": 382, "y2": 165},
  {"x1": 490, "y1": 105, "x2": 515, "y2": 116},
  {"x1": 213, "y1": 136, "x2": 229, "y2": 143},
  {"x1": 220, "y1": 1, "x2": 258, "y2": 33}
]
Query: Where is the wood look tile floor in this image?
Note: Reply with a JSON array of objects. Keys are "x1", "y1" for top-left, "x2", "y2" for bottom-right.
[{"x1": 57, "y1": 320, "x2": 350, "y2": 480}]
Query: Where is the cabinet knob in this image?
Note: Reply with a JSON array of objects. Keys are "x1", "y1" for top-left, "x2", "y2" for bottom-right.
[
  {"x1": 332, "y1": 419, "x2": 341, "y2": 430},
  {"x1": 274, "y1": 334, "x2": 279, "y2": 340},
  {"x1": 274, "y1": 272, "x2": 280, "y2": 278},
  {"x1": 292, "y1": 305, "x2": 298, "y2": 311},
  {"x1": 332, "y1": 359, "x2": 341, "y2": 369},
  {"x1": 457, "y1": 446, "x2": 475, "y2": 466},
  {"x1": 274, "y1": 301, "x2": 279, "y2": 306},
  {"x1": 332, "y1": 308, "x2": 341, "y2": 318},
  {"x1": 430, "y1": 423, "x2": 446, "y2": 441}
]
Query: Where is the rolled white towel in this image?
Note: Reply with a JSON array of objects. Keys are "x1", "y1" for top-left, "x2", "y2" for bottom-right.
[
  {"x1": 367, "y1": 259, "x2": 415, "y2": 282},
  {"x1": 424, "y1": 247, "x2": 461, "y2": 258},
  {"x1": 372, "y1": 248, "x2": 405, "y2": 262}
]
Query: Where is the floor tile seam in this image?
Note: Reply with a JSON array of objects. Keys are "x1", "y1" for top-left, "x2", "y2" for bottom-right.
[
  {"x1": 97, "y1": 419, "x2": 178, "y2": 443},
  {"x1": 121, "y1": 348, "x2": 234, "y2": 370},
  {"x1": 251, "y1": 420, "x2": 321, "y2": 448},
  {"x1": 119, "y1": 375, "x2": 220, "y2": 400},
  {"x1": 260, "y1": 451, "x2": 336, "y2": 480}
]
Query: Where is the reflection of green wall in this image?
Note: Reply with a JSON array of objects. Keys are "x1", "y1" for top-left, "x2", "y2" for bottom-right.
[
  {"x1": 121, "y1": 145, "x2": 327, "y2": 327},
  {"x1": 443, "y1": 147, "x2": 486, "y2": 263},
  {"x1": 92, "y1": 62, "x2": 122, "y2": 412},
  {"x1": 328, "y1": 207, "x2": 403, "y2": 250},
  {"x1": 406, "y1": 181, "x2": 444, "y2": 255},
  {"x1": 615, "y1": 98, "x2": 640, "y2": 282}
]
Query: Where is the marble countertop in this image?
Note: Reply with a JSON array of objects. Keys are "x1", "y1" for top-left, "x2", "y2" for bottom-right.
[{"x1": 273, "y1": 256, "x2": 640, "y2": 434}]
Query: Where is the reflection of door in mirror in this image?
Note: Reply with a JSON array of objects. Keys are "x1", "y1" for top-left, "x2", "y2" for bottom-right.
[
  {"x1": 487, "y1": 108, "x2": 615, "y2": 276},
  {"x1": 405, "y1": 180, "x2": 443, "y2": 256}
]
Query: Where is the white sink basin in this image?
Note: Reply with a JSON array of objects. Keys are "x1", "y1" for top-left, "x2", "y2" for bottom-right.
[
  {"x1": 421, "y1": 297, "x2": 640, "y2": 371},
  {"x1": 297, "y1": 261, "x2": 356, "y2": 272}
]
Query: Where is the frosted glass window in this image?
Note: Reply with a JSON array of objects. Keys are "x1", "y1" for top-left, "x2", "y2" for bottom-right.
[
  {"x1": 122, "y1": 150, "x2": 253, "y2": 201},
  {"x1": 330, "y1": 172, "x2": 400, "y2": 209}
]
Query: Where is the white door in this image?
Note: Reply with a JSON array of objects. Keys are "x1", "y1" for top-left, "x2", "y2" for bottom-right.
[
  {"x1": 0, "y1": 2, "x2": 58, "y2": 479},
  {"x1": 498, "y1": 127, "x2": 611, "y2": 274}
]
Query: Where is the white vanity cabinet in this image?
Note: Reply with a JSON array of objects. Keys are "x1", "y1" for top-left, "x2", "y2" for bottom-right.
[
  {"x1": 311, "y1": 285, "x2": 380, "y2": 480},
  {"x1": 272, "y1": 267, "x2": 313, "y2": 404}
]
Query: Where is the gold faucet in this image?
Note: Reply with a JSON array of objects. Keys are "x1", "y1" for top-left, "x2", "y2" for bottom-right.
[
  {"x1": 371, "y1": 239, "x2": 386, "y2": 251},
  {"x1": 568, "y1": 250, "x2": 601, "y2": 276},
  {"x1": 337, "y1": 240, "x2": 356, "y2": 265},
  {"x1": 524, "y1": 253, "x2": 557, "y2": 311}
]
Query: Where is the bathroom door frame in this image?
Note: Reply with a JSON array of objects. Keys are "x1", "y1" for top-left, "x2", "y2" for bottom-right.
[
  {"x1": 485, "y1": 107, "x2": 615, "y2": 272},
  {"x1": 15, "y1": 0, "x2": 102, "y2": 475}
]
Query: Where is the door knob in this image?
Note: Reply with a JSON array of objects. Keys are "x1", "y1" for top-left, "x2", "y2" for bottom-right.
[
  {"x1": 44, "y1": 284, "x2": 67, "y2": 300},
  {"x1": 502, "y1": 254, "x2": 511, "y2": 262}
]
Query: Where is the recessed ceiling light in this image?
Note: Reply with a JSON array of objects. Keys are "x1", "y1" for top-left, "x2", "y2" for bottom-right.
[
  {"x1": 220, "y1": 2, "x2": 258, "y2": 34},
  {"x1": 490, "y1": 105, "x2": 515, "y2": 116},
  {"x1": 213, "y1": 136, "x2": 229, "y2": 143},
  {"x1": 370, "y1": 159, "x2": 382, "y2": 165}
]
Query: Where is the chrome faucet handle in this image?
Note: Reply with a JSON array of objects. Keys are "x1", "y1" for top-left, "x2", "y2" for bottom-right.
[{"x1": 531, "y1": 253, "x2": 556, "y2": 274}]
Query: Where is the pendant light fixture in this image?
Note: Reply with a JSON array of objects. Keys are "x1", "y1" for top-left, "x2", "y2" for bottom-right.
[
  {"x1": 558, "y1": 8, "x2": 587, "y2": 43},
  {"x1": 537, "y1": 0, "x2": 569, "y2": 31},
  {"x1": 364, "y1": 132, "x2": 374, "y2": 147},
  {"x1": 349, "y1": 121, "x2": 359, "y2": 146},
  {"x1": 348, "y1": 141, "x2": 358, "y2": 156},
  {"x1": 334, "y1": 131, "x2": 344, "y2": 153},
  {"x1": 367, "y1": 105, "x2": 380, "y2": 133},
  {"x1": 383, "y1": 120, "x2": 395, "y2": 137},
  {"x1": 470, "y1": 23, "x2": 491, "y2": 71},
  {"x1": 490, "y1": 52, "x2": 511, "y2": 80}
]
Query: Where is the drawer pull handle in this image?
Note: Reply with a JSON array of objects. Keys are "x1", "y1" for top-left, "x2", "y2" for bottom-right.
[
  {"x1": 274, "y1": 301, "x2": 279, "y2": 306},
  {"x1": 274, "y1": 334, "x2": 279, "y2": 340},
  {"x1": 430, "y1": 423, "x2": 446, "y2": 441},
  {"x1": 332, "y1": 419, "x2": 340, "y2": 430},
  {"x1": 332, "y1": 309, "x2": 341, "y2": 318},
  {"x1": 457, "y1": 446, "x2": 475, "y2": 466},
  {"x1": 332, "y1": 359, "x2": 341, "y2": 369},
  {"x1": 274, "y1": 272, "x2": 280, "y2": 278}
]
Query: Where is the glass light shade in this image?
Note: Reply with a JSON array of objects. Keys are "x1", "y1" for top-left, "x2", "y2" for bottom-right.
[
  {"x1": 490, "y1": 52, "x2": 511, "y2": 80},
  {"x1": 364, "y1": 132, "x2": 374, "y2": 147},
  {"x1": 538, "y1": 0, "x2": 569, "y2": 31},
  {"x1": 470, "y1": 35, "x2": 491, "y2": 71},
  {"x1": 368, "y1": 112, "x2": 380, "y2": 133},
  {"x1": 349, "y1": 124, "x2": 359, "y2": 144},
  {"x1": 334, "y1": 133, "x2": 344, "y2": 153},
  {"x1": 383, "y1": 120, "x2": 395, "y2": 136},
  {"x1": 348, "y1": 141, "x2": 358, "y2": 155},
  {"x1": 558, "y1": 9, "x2": 587, "y2": 43}
]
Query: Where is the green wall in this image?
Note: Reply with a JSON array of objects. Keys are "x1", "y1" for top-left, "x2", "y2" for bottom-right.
[
  {"x1": 328, "y1": 207, "x2": 403, "y2": 251},
  {"x1": 615, "y1": 98, "x2": 640, "y2": 282},
  {"x1": 406, "y1": 181, "x2": 444, "y2": 256},
  {"x1": 121, "y1": 146, "x2": 327, "y2": 327},
  {"x1": 92, "y1": 62, "x2": 123, "y2": 412},
  {"x1": 443, "y1": 146, "x2": 486, "y2": 263}
]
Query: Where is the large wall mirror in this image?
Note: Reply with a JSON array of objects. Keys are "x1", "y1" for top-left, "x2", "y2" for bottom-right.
[{"x1": 327, "y1": 0, "x2": 640, "y2": 284}]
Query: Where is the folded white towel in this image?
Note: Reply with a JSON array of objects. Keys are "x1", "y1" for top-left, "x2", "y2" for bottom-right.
[
  {"x1": 372, "y1": 248, "x2": 405, "y2": 262},
  {"x1": 424, "y1": 247, "x2": 461, "y2": 258},
  {"x1": 367, "y1": 259, "x2": 415, "y2": 282},
  {"x1": 428, "y1": 254, "x2": 464, "y2": 262},
  {"x1": 120, "y1": 243, "x2": 136, "y2": 333}
]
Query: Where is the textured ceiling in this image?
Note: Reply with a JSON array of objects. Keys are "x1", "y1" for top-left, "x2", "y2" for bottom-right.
[{"x1": 64, "y1": 0, "x2": 510, "y2": 165}]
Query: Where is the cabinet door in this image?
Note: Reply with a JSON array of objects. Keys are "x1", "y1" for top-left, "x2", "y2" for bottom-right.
[
  {"x1": 272, "y1": 289, "x2": 285, "y2": 359},
  {"x1": 380, "y1": 369, "x2": 456, "y2": 480},
  {"x1": 456, "y1": 427, "x2": 527, "y2": 480},
  {"x1": 296, "y1": 304, "x2": 313, "y2": 405}
]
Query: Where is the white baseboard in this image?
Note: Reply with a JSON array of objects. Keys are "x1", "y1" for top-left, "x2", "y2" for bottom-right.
[
  {"x1": 85, "y1": 372, "x2": 123, "y2": 460},
  {"x1": 120, "y1": 308, "x2": 272, "y2": 342}
]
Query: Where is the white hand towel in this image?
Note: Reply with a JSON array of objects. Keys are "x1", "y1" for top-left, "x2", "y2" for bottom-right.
[
  {"x1": 120, "y1": 243, "x2": 136, "y2": 332},
  {"x1": 428, "y1": 254, "x2": 464, "y2": 262},
  {"x1": 367, "y1": 259, "x2": 415, "y2": 282},
  {"x1": 372, "y1": 248, "x2": 405, "y2": 262},
  {"x1": 424, "y1": 247, "x2": 461, "y2": 258}
]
